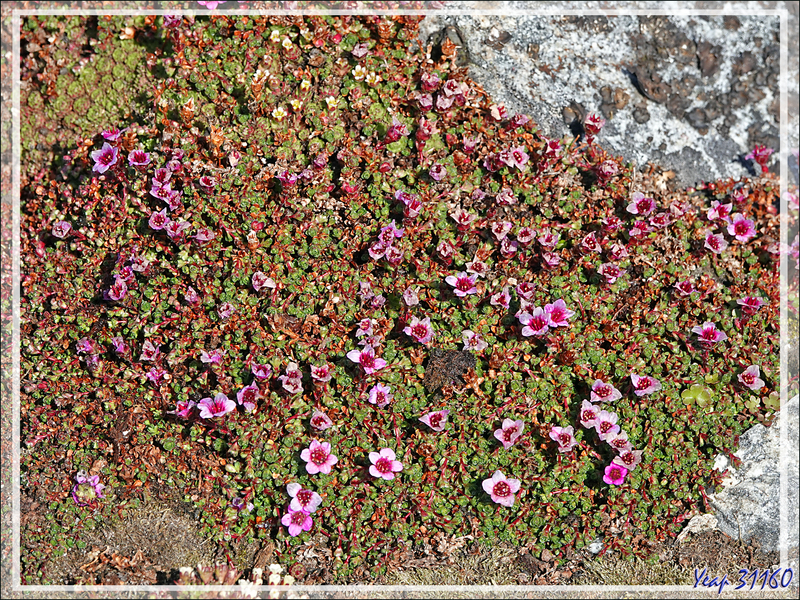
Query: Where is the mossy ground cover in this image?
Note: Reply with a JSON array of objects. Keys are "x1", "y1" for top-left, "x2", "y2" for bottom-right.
[{"x1": 16, "y1": 12, "x2": 795, "y2": 587}]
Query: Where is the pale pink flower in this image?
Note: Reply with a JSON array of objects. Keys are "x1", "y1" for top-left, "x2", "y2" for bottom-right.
[
  {"x1": 581, "y1": 231, "x2": 602, "y2": 253},
  {"x1": 612, "y1": 449, "x2": 644, "y2": 471},
  {"x1": 252, "y1": 271, "x2": 276, "y2": 292},
  {"x1": 515, "y1": 281, "x2": 536, "y2": 300},
  {"x1": 491, "y1": 221, "x2": 513, "y2": 241},
  {"x1": 368, "y1": 383, "x2": 393, "y2": 408},
  {"x1": 419, "y1": 410, "x2": 449, "y2": 432},
  {"x1": 185, "y1": 286, "x2": 200, "y2": 304},
  {"x1": 217, "y1": 302, "x2": 235, "y2": 320},
  {"x1": 310, "y1": 410, "x2": 334, "y2": 431},
  {"x1": 198, "y1": 393, "x2": 236, "y2": 419},
  {"x1": 139, "y1": 340, "x2": 160, "y2": 362},
  {"x1": 482, "y1": 470, "x2": 520, "y2": 507},
  {"x1": 537, "y1": 229, "x2": 560, "y2": 249},
  {"x1": 626, "y1": 192, "x2": 656, "y2": 216},
  {"x1": 579, "y1": 399, "x2": 599, "y2": 428},
  {"x1": 106, "y1": 275, "x2": 128, "y2": 301},
  {"x1": 605, "y1": 430, "x2": 633, "y2": 454},
  {"x1": 691, "y1": 321, "x2": 728, "y2": 344},
  {"x1": 404, "y1": 316, "x2": 435, "y2": 345},
  {"x1": 598, "y1": 263, "x2": 625, "y2": 284},
  {"x1": 279, "y1": 362, "x2": 303, "y2": 395},
  {"x1": 168, "y1": 400, "x2": 196, "y2": 419},
  {"x1": 707, "y1": 200, "x2": 733, "y2": 222},
  {"x1": 466, "y1": 259, "x2": 490, "y2": 278},
  {"x1": 490, "y1": 287, "x2": 511, "y2": 310},
  {"x1": 594, "y1": 410, "x2": 621, "y2": 441},
  {"x1": 494, "y1": 418, "x2": 524, "y2": 449},
  {"x1": 462, "y1": 330, "x2": 488, "y2": 352},
  {"x1": 200, "y1": 349, "x2": 225, "y2": 365},
  {"x1": 445, "y1": 273, "x2": 478, "y2": 297},
  {"x1": 287, "y1": 483, "x2": 322, "y2": 513},
  {"x1": 347, "y1": 345, "x2": 387, "y2": 374},
  {"x1": 51, "y1": 220, "x2": 72, "y2": 239},
  {"x1": 549, "y1": 425, "x2": 578, "y2": 453},
  {"x1": 705, "y1": 232, "x2": 728, "y2": 254},
  {"x1": 738, "y1": 365, "x2": 765, "y2": 390},
  {"x1": 72, "y1": 471, "x2": 105, "y2": 506},
  {"x1": 631, "y1": 373, "x2": 662, "y2": 396},
  {"x1": 590, "y1": 379, "x2": 622, "y2": 403},
  {"x1": 91, "y1": 142, "x2": 119, "y2": 174},
  {"x1": 148, "y1": 208, "x2": 170, "y2": 231},
  {"x1": 251, "y1": 362, "x2": 273, "y2": 380},
  {"x1": 369, "y1": 448, "x2": 403, "y2": 480},
  {"x1": 310, "y1": 364, "x2": 333, "y2": 383},
  {"x1": 300, "y1": 439, "x2": 338, "y2": 475}
]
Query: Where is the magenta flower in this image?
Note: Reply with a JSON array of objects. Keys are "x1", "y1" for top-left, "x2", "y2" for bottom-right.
[
  {"x1": 428, "y1": 163, "x2": 446, "y2": 181},
  {"x1": 674, "y1": 279, "x2": 697, "y2": 296},
  {"x1": 605, "y1": 430, "x2": 632, "y2": 454},
  {"x1": 727, "y1": 213, "x2": 756, "y2": 243},
  {"x1": 584, "y1": 113, "x2": 605, "y2": 138},
  {"x1": 76, "y1": 338, "x2": 96, "y2": 354},
  {"x1": 236, "y1": 383, "x2": 260, "y2": 412},
  {"x1": 200, "y1": 349, "x2": 224, "y2": 365},
  {"x1": 168, "y1": 400, "x2": 196, "y2": 419},
  {"x1": 691, "y1": 321, "x2": 728, "y2": 344},
  {"x1": 544, "y1": 299, "x2": 575, "y2": 327},
  {"x1": 310, "y1": 364, "x2": 333, "y2": 383},
  {"x1": 579, "y1": 399, "x2": 599, "y2": 428},
  {"x1": 356, "y1": 318, "x2": 377, "y2": 339},
  {"x1": 385, "y1": 246, "x2": 403, "y2": 266},
  {"x1": 737, "y1": 296, "x2": 765, "y2": 315},
  {"x1": 516, "y1": 227, "x2": 536, "y2": 246},
  {"x1": 738, "y1": 365, "x2": 765, "y2": 390},
  {"x1": 310, "y1": 410, "x2": 334, "y2": 431},
  {"x1": 72, "y1": 471, "x2": 105, "y2": 506},
  {"x1": 581, "y1": 231, "x2": 602, "y2": 253},
  {"x1": 549, "y1": 425, "x2": 579, "y2": 453},
  {"x1": 495, "y1": 188, "x2": 517, "y2": 206},
  {"x1": 462, "y1": 330, "x2": 488, "y2": 352},
  {"x1": 745, "y1": 144, "x2": 774, "y2": 169},
  {"x1": 612, "y1": 449, "x2": 644, "y2": 471},
  {"x1": 51, "y1": 220, "x2": 72, "y2": 239},
  {"x1": 368, "y1": 383, "x2": 393, "y2": 408},
  {"x1": 251, "y1": 361, "x2": 273, "y2": 380},
  {"x1": 404, "y1": 316, "x2": 435, "y2": 345},
  {"x1": 403, "y1": 286, "x2": 420, "y2": 307},
  {"x1": 106, "y1": 275, "x2": 128, "y2": 301},
  {"x1": 300, "y1": 439, "x2": 338, "y2": 475},
  {"x1": 541, "y1": 251, "x2": 560, "y2": 268},
  {"x1": 146, "y1": 367, "x2": 168, "y2": 385},
  {"x1": 198, "y1": 0, "x2": 227, "y2": 9},
  {"x1": 593, "y1": 410, "x2": 621, "y2": 441},
  {"x1": 128, "y1": 149, "x2": 151, "y2": 167},
  {"x1": 482, "y1": 470, "x2": 521, "y2": 507},
  {"x1": 287, "y1": 483, "x2": 322, "y2": 513},
  {"x1": 649, "y1": 212, "x2": 672, "y2": 229},
  {"x1": 631, "y1": 373, "x2": 662, "y2": 396},
  {"x1": 346, "y1": 345, "x2": 387, "y2": 374},
  {"x1": 705, "y1": 232, "x2": 728, "y2": 254},
  {"x1": 185, "y1": 286, "x2": 200, "y2": 304},
  {"x1": 495, "y1": 418, "x2": 524, "y2": 449},
  {"x1": 626, "y1": 192, "x2": 656, "y2": 216},
  {"x1": 148, "y1": 208, "x2": 170, "y2": 231},
  {"x1": 591, "y1": 379, "x2": 622, "y2": 403},
  {"x1": 369, "y1": 448, "x2": 404, "y2": 481},
  {"x1": 139, "y1": 340, "x2": 160, "y2": 362},
  {"x1": 217, "y1": 302, "x2": 235, "y2": 320},
  {"x1": 603, "y1": 463, "x2": 628, "y2": 486},
  {"x1": 101, "y1": 126, "x2": 127, "y2": 142},
  {"x1": 368, "y1": 242, "x2": 388, "y2": 260},
  {"x1": 281, "y1": 508, "x2": 312, "y2": 537},
  {"x1": 519, "y1": 308, "x2": 550, "y2": 337},
  {"x1": 110, "y1": 336, "x2": 128, "y2": 355},
  {"x1": 197, "y1": 393, "x2": 236, "y2": 419},
  {"x1": 419, "y1": 410, "x2": 449, "y2": 432},
  {"x1": 252, "y1": 271, "x2": 276, "y2": 292},
  {"x1": 445, "y1": 272, "x2": 478, "y2": 297},
  {"x1": 91, "y1": 142, "x2": 119, "y2": 174},
  {"x1": 490, "y1": 287, "x2": 511, "y2": 310},
  {"x1": 707, "y1": 200, "x2": 732, "y2": 222},
  {"x1": 597, "y1": 263, "x2": 625, "y2": 285}
]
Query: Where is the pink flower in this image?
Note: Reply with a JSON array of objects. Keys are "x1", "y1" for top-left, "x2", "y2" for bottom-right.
[
  {"x1": 251, "y1": 362, "x2": 273, "y2": 380},
  {"x1": 490, "y1": 104, "x2": 508, "y2": 121},
  {"x1": 605, "y1": 430, "x2": 632, "y2": 454},
  {"x1": 101, "y1": 126, "x2": 127, "y2": 142},
  {"x1": 581, "y1": 231, "x2": 602, "y2": 253},
  {"x1": 91, "y1": 142, "x2": 119, "y2": 174},
  {"x1": 110, "y1": 336, "x2": 128, "y2": 355},
  {"x1": 281, "y1": 508, "x2": 313, "y2": 537},
  {"x1": 508, "y1": 146, "x2": 529, "y2": 170},
  {"x1": 217, "y1": 302, "x2": 235, "y2": 320},
  {"x1": 593, "y1": 410, "x2": 621, "y2": 441},
  {"x1": 490, "y1": 287, "x2": 511, "y2": 310},
  {"x1": 462, "y1": 330, "x2": 488, "y2": 352},
  {"x1": 368, "y1": 383, "x2": 393, "y2": 408},
  {"x1": 310, "y1": 410, "x2": 334, "y2": 431},
  {"x1": 148, "y1": 208, "x2": 170, "y2": 231},
  {"x1": 463, "y1": 134, "x2": 480, "y2": 153},
  {"x1": 128, "y1": 149, "x2": 151, "y2": 167},
  {"x1": 649, "y1": 212, "x2": 672, "y2": 229},
  {"x1": 185, "y1": 286, "x2": 200, "y2": 304},
  {"x1": 537, "y1": 229, "x2": 560, "y2": 249},
  {"x1": 346, "y1": 345, "x2": 387, "y2": 374},
  {"x1": 603, "y1": 463, "x2": 628, "y2": 485},
  {"x1": 51, "y1": 220, "x2": 72, "y2": 238},
  {"x1": 451, "y1": 208, "x2": 477, "y2": 229},
  {"x1": 197, "y1": 393, "x2": 236, "y2": 419},
  {"x1": 72, "y1": 471, "x2": 105, "y2": 506},
  {"x1": 491, "y1": 221, "x2": 513, "y2": 241},
  {"x1": 311, "y1": 364, "x2": 333, "y2": 383},
  {"x1": 429, "y1": 163, "x2": 447, "y2": 181},
  {"x1": 595, "y1": 160, "x2": 619, "y2": 182},
  {"x1": 139, "y1": 340, "x2": 160, "y2": 362},
  {"x1": 106, "y1": 275, "x2": 128, "y2": 301},
  {"x1": 598, "y1": 263, "x2": 625, "y2": 284},
  {"x1": 745, "y1": 144, "x2": 774, "y2": 169},
  {"x1": 403, "y1": 286, "x2": 420, "y2": 307},
  {"x1": 495, "y1": 419, "x2": 524, "y2": 449},
  {"x1": 200, "y1": 349, "x2": 224, "y2": 365},
  {"x1": 737, "y1": 296, "x2": 765, "y2": 315},
  {"x1": 738, "y1": 365, "x2": 765, "y2": 390},
  {"x1": 674, "y1": 280, "x2": 697, "y2": 296},
  {"x1": 420, "y1": 71, "x2": 440, "y2": 92},
  {"x1": 482, "y1": 470, "x2": 520, "y2": 507},
  {"x1": 404, "y1": 316, "x2": 435, "y2": 345},
  {"x1": 591, "y1": 379, "x2": 622, "y2": 403},
  {"x1": 707, "y1": 200, "x2": 733, "y2": 222},
  {"x1": 602, "y1": 216, "x2": 624, "y2": 234},
  {"x1": 287, "y1": 483, "x2": 322, "y2": 513},
  {"x1": 544, "y1": 299, "x2": 575, "y2": 327},
  {"x1": 165, "y1": 220, "x2": 190, "y2": 240},
  {"x1": 519, "y1": 308, "x2": 550, "y2": 337},
  {"x1": 356, "y1": 318, "x2": 377, "y2": 339},
  {"x1": 495, "y1": 187, "x2": 517, "y2": 206},
  {"x1": 543, "y1": 138, "x2": 562, "y2": 159},
  {"x1": 252, "y1": 271, "x2": 276, "y2": 292},
  {"x1": 705, "y1": 232, "x2": 728, "y2": 254},
  {"x1": 168, "y1": 400, "x2": 196, "y2": 419},
  {"x1": 549, "y1": 425, "x2": 578, "y2": 453},
  {"x1": 466, "y1": 259, "x2": 490, "y2": 278},
  {"x1": 612, "y1": 449, "x2": 644, "y2": 471},
  {"x1": 300, "y1": 439, "x2": 338, "y2": 475},
  {"x1": 278, "y1": 362, "x2": 304, "y2": 395},
  {"x1": 584, "y1": 113, "x2": 605, "y2": 138},
  {"x1": 352, "y1": 42, "x2": 370, "y2": 58},
  {"x1": 515, "y1": 281, "x2": 536, "y2": 300},
  {"x1": 419, "y1": 410, "x2": 449, "y2": 432},
  {"x1": 445, "y1": 273, "x2": 478, "y2": 297},
  {"x1": 198, "y1": 0, "x2": 227, "y2": 8},
  {"x1": 727, "y1": 213, "x2": 756, "y2": 242},
  {"x1": 236, "y1": 383, "x2": 260, "y2": 412},
  {"x1": 626, "y1": 192, "x2": 656, "y2": 216},
  {"x1": 369, "y1": 448, "x2": 403, "y2": 480},
  {"x1": 516, "y1": 227, "x2": 536, "y2": 246},
  {"x1": 631, "y1": 373, "x2": 662, "y2": 396},
  {"x1": 691, "y1": 321, "x2": 728, "y2": 344},
  {"x1": 579, "y1": 399, "x2": 599, "y2": 428}
]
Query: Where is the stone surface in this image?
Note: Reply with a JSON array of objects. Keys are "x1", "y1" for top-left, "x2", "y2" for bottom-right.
[
  {"x1": 709, "y1": 395, "x2": 799, "y2": 552},
  {"x1": 419, "y1": 1, "x2": 799, "y2": 188}
]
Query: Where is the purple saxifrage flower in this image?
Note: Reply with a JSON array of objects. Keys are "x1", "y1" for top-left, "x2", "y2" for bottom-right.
[
  {"x1": 403, "y1": 316, "x2": 435, "y2": 345},
  {"x1": 236, "y1": 383, "x2": 260, "y2": 412},
  {"x1": 51, "y1": 220, "x2": 72, "y2": 239},
  {"x1": 737, "y1": 296, "x2": 765, "y2": 315},
  {"x1": 419, "y1": 410, "x2": 449, "y2": 432},
  {"x1": 482, "y1": 470, "x2": 521, "y2": 507},
  {"x1": 494, "y1": 418, "x2": 524, "y2": 449},
  {"x1": 217, "y1": 302, "x2": 235, "y2": 320},
  {"x1": 579, "y1": 399, "x2": 599, "y2": 428},
  {"x1": 593, "y1": 410, "x2": 621, "y2": 441},
  {"x1": 101, "y1": 126, "x2": 127, "y2": 142},
  {"x1": 287, "y1": 483, "x2": 322, "y2": 513},
  {"x1": 146, "y1": 367, "x2": 168, "y2": 385},
  {"x1": 311, "y1": 364, "x2": 333, "y2": 383},
  {"x1": 310, "y1": 410, "x2": 333, "y2": 431},
  {"x1": 705, "y1": 232, "x2": 729, "y2": 254},
  {"x1": 369, "y1": 448, "x2": 403, "y2": 481},
  {"x1": 738, "y1": 365, "x2": 765, "y2": 390},
  {"x1": 200, "y1": 349, "x2": 225, "y2": 365},
  {"x1": 168, "y1": 400, "x2": 196, "y2": 419},
  {"x1": 251, "y1": 361, "x2": 272, "y2": 380},
  {"x1": 674, "y1": 279, "x2": 697, "y2": 296},
  {"x1": 110, "y1": 336, "x2": 128, "y2": 355},
  {"x1": 72, "y1": 471, "x2": 105, "y2": 506},
  {"x1": 603, "y1": 463, "x2": 628, "y2": 485},
  {"x1": 300, "y1": 439, "x2": 338, "y2": 475},
  {"x1": 91, "y1": 142, "x2": 119, "y2": 174},
  {"x1": 368, "y1": 383, "x2": 393, "y2": 408},
  {"x1": 490, "y1": 287, "x2": 511, "y2": 310},
  {"x1": 282, "y1": 508, "x2": 313, "y2": 537},
  {"x1": 631, "y1": 373, "x2": 662, "y2": 396},
  {"x1": 76, "y1": 338, "x2": 96, "y2": 354},
  {"x1": 128, "y1": 149, "x2": 151, "y2": 167},
  {"x1": 626, "y1": 192, "x2": 656, "y2": 216},
  {"x1": 346, "y1": 345, "x2": 387, "y2": 374},
  {"x1": 403, "y1": 286, "x2": 420, "y2": 307},
  {"x1": 428, "y1": 163, "x2": 446, "y2": 181},
  {"x1": 252, "y1": 271, "x2": 277, "y2": 292},
  {"x1": 148, "y1": 208, "x2": 170, "y2": 231},
  {"x1": 462, "y1": 330, "x2": 488, "y2": 352},
  {"x1": 727, "y1": 213, "x2": 757, "y2": 243},
  {"x1": 708, "y1": 200, "x2": 733, "y2": 222},
  {"x1": 691, "y1": 321, "x2": 728, "y2": 344},
  {"x1": 598, "y1": 263, "x2": 625, "y2": 285},
  {"x1": 591, "y1": 379, "x2": 622, "y2": 403},
  {"x1": 445, "y1": 273, "x2": 478, "y2": 297},
  {"x1": 198, "y1": 393, "x2": 236, "y2": 419},
  {"x1": 605, "y1": 430, "x2": 633, "y2": 454},
  {"x1": 549, "y1": 425, "x2": 579, "y2": 453},
  {"x1": 139, "y1": 340, "x2": 160, "y2": 362},
  {"x1": 612, "y1": 449, "x2": 644, "y2": 471},
  {"x1": 518, "y1": 307, "x2": 550, "y2": 337},
  {"x1": 545, "y1": 299, "x2": 575, "y2": 327},
  {"x1": 279, "y1": 362, "x2": 303, "y2": 395}
]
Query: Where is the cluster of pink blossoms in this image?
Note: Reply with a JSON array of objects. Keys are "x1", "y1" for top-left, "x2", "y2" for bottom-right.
[
  {"x1": 517, "y1": 299, "x2": 575, "y2": 337},
  {"x1": 369, "y1": 220, "x2": 405, "y2": 264}
]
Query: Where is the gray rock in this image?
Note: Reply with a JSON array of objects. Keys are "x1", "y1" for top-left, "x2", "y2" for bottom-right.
[
  {"x1": 709, "y1": 395, "x2": 799, "y2": 552},
  {"x1": 419, "y1": 2, "x2": 799, "y2": 187}
]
